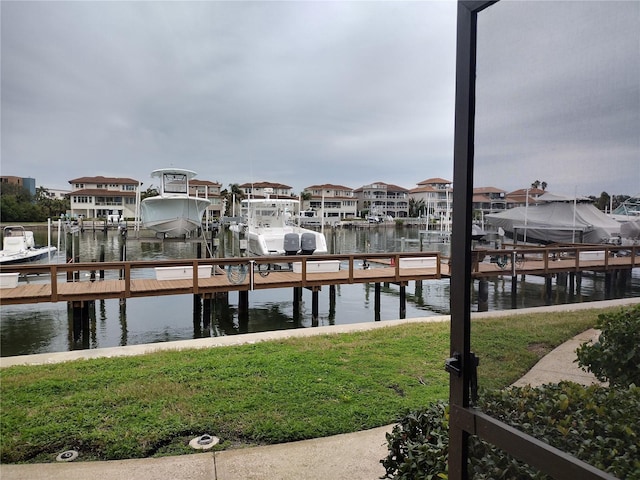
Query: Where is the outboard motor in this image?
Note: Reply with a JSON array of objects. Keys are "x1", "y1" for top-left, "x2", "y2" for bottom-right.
[
  {"x1": 300, "y1": 233, "x2": 316, "y2": 255},
  {"x1": 283, "y1": 233, "x2": 300, "y2": 255}
]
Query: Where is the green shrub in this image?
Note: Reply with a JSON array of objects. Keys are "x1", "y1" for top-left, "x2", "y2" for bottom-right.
[
  {"x1": 381, "y1": 382, "x2": 640, "y2": 479},
  {"x1": 576, "y1": 304, "x2": 640, "y2": 387}
]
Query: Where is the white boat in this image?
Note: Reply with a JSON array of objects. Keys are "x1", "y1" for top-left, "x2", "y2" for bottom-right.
[
  {"x1": 232, "y1": 197, "x2": 328, "y2": 256},
  {"x1": 0, "y1": 226, "x2": 57, "y2": 265},
  {"x1": 609, "y1": 193, "x2": 640, "y2": 223},
  {"x1": 140, "y1": 168, "x2": 211, "y2": 237},
  {"x1": 485, "y1": 193, "x2": 621, "y2": 244}
]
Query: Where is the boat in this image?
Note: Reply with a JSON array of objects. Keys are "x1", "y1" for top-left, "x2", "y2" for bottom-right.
[
  {"x1": 609, "y1": 193, "x2": 640, "y2": 223},
  {"x1": 140, "y1": 168, "x2": 211, "y2": 237},
  {"x1": 231, "y1": 197, "x2": 328, "y2": 256},
  {"x1": 0, "y1": 226, "x2": 57, "y2": 265},
  {"x1": 485, "y1": 193, "x2": 622, "y2": 244}
]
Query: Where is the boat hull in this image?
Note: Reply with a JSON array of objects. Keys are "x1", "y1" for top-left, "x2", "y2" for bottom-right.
[
  {"x1": 141, "y1": 197, "x2": 210, "y2": 237},
  {"x1": 0, "y1": 247, "x2": 57, "y2": 265}
]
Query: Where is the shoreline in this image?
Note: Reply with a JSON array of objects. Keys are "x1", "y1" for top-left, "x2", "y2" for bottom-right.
[{"x1": 3, "y1": 297, "x2": 639, "y2": 369}]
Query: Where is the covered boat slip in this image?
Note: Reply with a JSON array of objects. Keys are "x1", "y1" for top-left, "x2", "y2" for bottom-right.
[{"x1": 485, "y1": 198, "x2": 624, "y2": 245}]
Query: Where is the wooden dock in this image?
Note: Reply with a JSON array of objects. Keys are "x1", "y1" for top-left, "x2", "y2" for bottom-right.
[{"x1": 0, "y1": 245, "x2": 638, "y2": 307}]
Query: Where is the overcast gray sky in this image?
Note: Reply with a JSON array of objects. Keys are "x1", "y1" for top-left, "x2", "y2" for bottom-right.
[{"x1": 2, "y1": 1, "x2": 638, "y2": 197}]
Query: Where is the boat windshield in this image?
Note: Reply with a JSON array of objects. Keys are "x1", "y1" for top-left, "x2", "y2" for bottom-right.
[
  {"x1": 163, "y1": 173, "x2": 188, "y2": 194},
  {"x1": 612, "y1": 195, "x2": 640, "y2": 216}
]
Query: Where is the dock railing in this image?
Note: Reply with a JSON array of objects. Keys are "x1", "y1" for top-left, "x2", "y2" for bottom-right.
[{"x1": 0, "y1": 251, "x2": 444, "y2": 305}]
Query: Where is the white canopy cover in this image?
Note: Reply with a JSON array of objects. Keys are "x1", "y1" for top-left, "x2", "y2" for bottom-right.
[{"x1": 486, "y1": 197, "x2": 621, "y2": 244}]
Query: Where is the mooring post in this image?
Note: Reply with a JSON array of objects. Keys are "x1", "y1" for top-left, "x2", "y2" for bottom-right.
[
  {"x1": 569, "y1": 272, "x2": 576, "y2": 295},
  {"x1": 312, "y1": 289, "x2": 319, "y2": 318},
  {"x1": 99, "y1": 245, "x2": 105, "y2": 280},
  {"x1": 238, "y1": 290, "x2": 249, "y2": 318},
  {"x1": 374, "y1": 282, "x2": 381, "y2": 321},
  {"x1": 399, "y1": 284, "x2": 406, "y2": 319},
  {"x1": 478, "y1": 278, "x2": 489, "y2": 312},
  {"x1": 545, "y1": 276, "x2": 553, "y2": 304},
  {"x1": 328, "y1": 285, "x2": 336, "y2": 324},
  {"x1": 203, "y1": 293, "x2": 212, "y2": 332}
]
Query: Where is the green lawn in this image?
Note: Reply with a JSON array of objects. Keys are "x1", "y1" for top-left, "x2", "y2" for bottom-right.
[{"x1": 0, "y1": 307, "x2": 610, "y2": 463}]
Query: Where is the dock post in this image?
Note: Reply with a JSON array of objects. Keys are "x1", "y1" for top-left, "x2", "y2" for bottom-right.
[
  {"x1": 193, "y1": 294, "x2": 202, "y2": 334},
  {"x1": 328, "y1": 285, "x2": 336, "y2": 324},
  {"x1": 99, "y1": 245, "x2": 105, "y2": 280},
  {"x1": 545, "y1": 276, "x2": 553, "y2": 304},
  {"x1": 569, "y1": 272, "x2": 576, "y2": 295},
  {"x1": 576, "y1": 272, "x2": 582, "y2": 293},
  {"x1": 203, "y1": 293, "x2": 212, "y2": 333},
  {"x1": 238, "y1": 290, "x2": 249, "y2": 318},
  {"x1": 604, "y1": 272, "x2": 613, "y2": 298},
  {"x1": 478, "y1": 278, "x2": 488, "y2": 312},
  {"x1": 292, "y1": 287, "x2": 301, "y2": 320},
  {"x1": 510, "y1": 276, "x2": 517, "y2": 309},
  {"x1": 374, "y1": 283, "x2": 381, "y2": 321},
  {"x1": 311, "y1": 288, "x2": 318, "y2": 320},
  {"x1": 399, "y1": 285, "x2": 406, "y2": 319}
]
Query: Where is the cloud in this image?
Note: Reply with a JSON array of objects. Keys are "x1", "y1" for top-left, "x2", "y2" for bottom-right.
[{"x1": 1, "y1": 1, "x2": 636, "y2": 197}]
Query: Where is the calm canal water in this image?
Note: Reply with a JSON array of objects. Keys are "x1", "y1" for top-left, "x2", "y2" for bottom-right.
[{"x1": 1, "y1": 225, "x2": 638, "y2": 357}]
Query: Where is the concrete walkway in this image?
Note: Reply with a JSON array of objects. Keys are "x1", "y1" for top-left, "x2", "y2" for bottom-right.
[{"x1": 2, "y1": 298, "x2": 637, "y2": 480}]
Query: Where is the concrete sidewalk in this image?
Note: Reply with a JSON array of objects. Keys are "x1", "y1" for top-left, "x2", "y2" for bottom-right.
[{"x1": 2, "y1": 299, "x2": 637, "y2": 480}]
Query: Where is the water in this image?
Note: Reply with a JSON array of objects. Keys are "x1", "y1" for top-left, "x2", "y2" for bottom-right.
[{"x1": 1, "y1": 225, "x2": 638, "y2": 357}]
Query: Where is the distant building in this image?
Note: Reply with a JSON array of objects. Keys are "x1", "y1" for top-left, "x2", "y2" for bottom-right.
[
  {"x1": 353, "y1": 182, "x2": 409, "y2": 218},
  {"x1": 505, "y1": 188, "x2": 545, "y2": 208},
  {"x1": 42, "y1": 188, "x2": 71, "y2": 200},
  {"x1": 409, "y1": 178, "x2": 453, "y2": 227},
  {"x1": 0, "y1": 176, "x2": 36, "y2": 196},
  {"x1": 68, "y1": 176, "x2": 141, "y2": 219},
  {"x1": 472, "y1": 186, "x2": 507, "y2": 217},
  {"x1": 302, "y1": 184, "x2": 357, "y2": 221},
  {"x1": 190, "y1": 179, "x2": 223, "y2": 218},
  {"x1": 238, "y1": 181, "x2": 295, "y2": 198}
]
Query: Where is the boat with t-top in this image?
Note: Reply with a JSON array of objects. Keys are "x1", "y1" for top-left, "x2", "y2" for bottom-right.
[
  {"x1": 231, "y1": 195, "x2": 328, "y2": 256},
  {"x1": 140, "y1": 168, "x2": 211, "y2": 237}
]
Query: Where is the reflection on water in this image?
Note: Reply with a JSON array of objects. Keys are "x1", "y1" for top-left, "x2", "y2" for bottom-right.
[{"x1": 1, "y1": 226, "x2": 638, "y2": 357}]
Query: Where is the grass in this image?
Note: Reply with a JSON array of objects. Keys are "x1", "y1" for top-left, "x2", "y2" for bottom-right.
[{"x1": 0, "y1": 306, "x2": 615, "y2": 463}]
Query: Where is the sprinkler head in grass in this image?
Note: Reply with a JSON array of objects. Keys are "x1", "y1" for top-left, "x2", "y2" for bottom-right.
[
  {"x1": 189, "y1": 434, "x2": 219, "y2": 450},
  {"x1": 56, "y1": 450, "x2": 79, "y2": 462}
]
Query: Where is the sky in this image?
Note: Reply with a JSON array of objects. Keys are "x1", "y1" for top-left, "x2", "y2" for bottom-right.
[{"x1": 1, "y1": 1, "x2": 638, "y2": 197}]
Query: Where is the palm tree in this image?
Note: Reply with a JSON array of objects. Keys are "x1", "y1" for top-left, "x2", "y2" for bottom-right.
[{"x1": 220, "y1": 183, "x2": 245, "y2": 216}]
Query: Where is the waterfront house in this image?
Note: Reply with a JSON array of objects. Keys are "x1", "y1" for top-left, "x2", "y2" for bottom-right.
[
  {"x1": 409, "y1": 177, "x2": 453, "y2": 227},
  {"x1": 302, "y1": 184, "x2": 358, "y2": 222},
  {"x1": 68, "y1": 176, "x2": 141, "y2": 220},
  {"x1": 353, "y1": 182, "x2": 410, "y2": 219}
]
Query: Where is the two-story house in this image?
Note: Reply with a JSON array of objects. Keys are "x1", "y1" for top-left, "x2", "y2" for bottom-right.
[
  {"x1": 409, "y1": 178, "x2": 453, "y2": 225},
  {"x1": 301, "y1": 184, "x2": 358, "y2": 222},
  {"x1": 68, "y1": 176, "x2": 141, "y2": 220},
  {"x1": 472, "y1": 186, "x2": 508, "y2": 218},
  {"x1": 354, "y1": 182, "x2": 409, "y2": 218},
  {"x1": 239, "y1": 182, "x2": 295, "y2": 199},
  {"x1": 190, "y1": 179, "x2": 223, "y2": 219}
]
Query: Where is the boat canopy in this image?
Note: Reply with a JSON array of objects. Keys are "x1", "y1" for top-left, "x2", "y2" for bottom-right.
[{"x1": 486, "y1": 201, "x2": 621, "y2": 244}]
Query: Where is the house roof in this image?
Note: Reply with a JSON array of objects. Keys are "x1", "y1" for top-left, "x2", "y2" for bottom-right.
[
  {"x1": 239, "y1": 181, "x2": 292, "y2": 190},
  {"x1": 417, "y1": 177, "x2": 452, "y2": 186},
  {"x1": 70, "y1": 189, "x2": 136, "y2": 197},
  {"x1": 409, "y1": 185, "x2": 452, "y2": 194},
  {"x1": 304, "y1": 184, "x2": 354, "y2": 191},
  {"x1": 473, "y1": 186, "x2": 506, "y2": 194},
  {"x1": 191, "y1": 180, "x2": 221, "y2": 187},
  {"x1": 69, "y1": 176, "x2": 139, "y2": 185}
]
